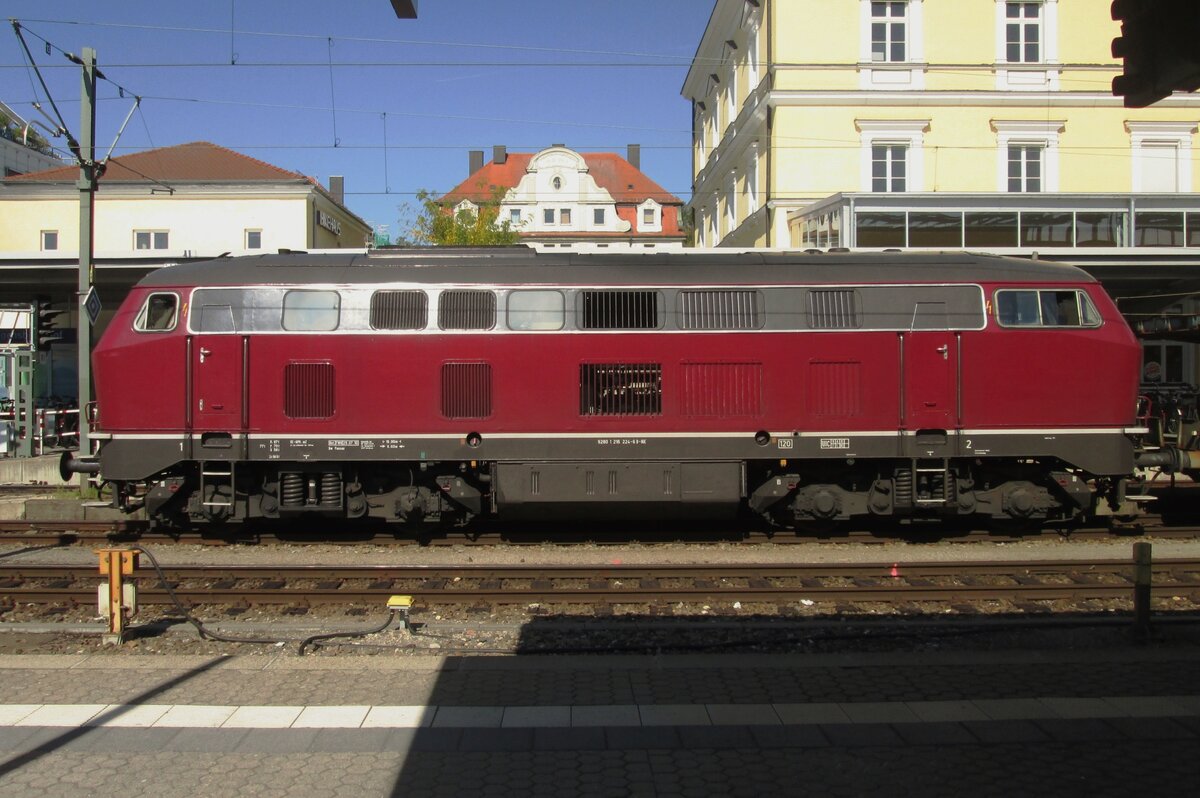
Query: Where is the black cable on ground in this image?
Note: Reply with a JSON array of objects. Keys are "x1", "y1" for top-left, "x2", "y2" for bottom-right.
[
  {"x1": 297, "y1": 610, "x2": 398, "y2": 655},
  {"x1": 133, "y1": 545, "x2": 281, "y2": 645}
]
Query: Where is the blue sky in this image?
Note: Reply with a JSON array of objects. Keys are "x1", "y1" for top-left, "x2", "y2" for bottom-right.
[{"x1": 1, "y1": 1, "x2": 712, "y2": 240}]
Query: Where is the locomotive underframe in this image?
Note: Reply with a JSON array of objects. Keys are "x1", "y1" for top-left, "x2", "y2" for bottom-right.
[{"x1": 97, "y1": 428, "x2": 1138, "y2": 528}]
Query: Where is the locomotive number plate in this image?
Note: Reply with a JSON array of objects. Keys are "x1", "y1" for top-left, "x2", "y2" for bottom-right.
[{"x1": 819, "y1": 437, "x2": 850, "y2": 450}]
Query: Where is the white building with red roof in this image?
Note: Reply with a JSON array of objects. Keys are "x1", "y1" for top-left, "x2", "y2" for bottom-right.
[
  {"x1": 0, "y1": 141, "x2": 370, "y2": 258},
  {"x1": 440, "y1": 145, "x2": 686, "y2": 251}
]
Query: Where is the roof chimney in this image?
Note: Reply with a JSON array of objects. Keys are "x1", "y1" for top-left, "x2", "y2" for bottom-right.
[
  {"x1": 329, "y1": 175, "x2": 344, "y2": 206},
  {"x1": 469, "y1": 150, "x2": 484, "y2": 174},
  {"x1": 627, "y1": 144, "x2": 641, "y2": 170},
  {"x1": 493, "y1": 145, "x2": 507, "y2": 165}
]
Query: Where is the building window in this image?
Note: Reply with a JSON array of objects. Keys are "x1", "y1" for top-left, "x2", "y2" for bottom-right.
[
  {"x1": 992, "y1": 120, "x2": 1063, "y2": 192},
  {"x1": 1005, "y1": 2, "x2": 1042, "y2": 63},
  {"x1": 543, "y1": 208, "x2": 555, "y2": 225},
  {"x1": 1007, "y1": 144, "x2": 1043, "y2": 192},
  {"x1": 509, "y1": 209, "x2": 521, "y2": 226},
  {"x1": 135, "y1": 231, "x2": 169, "y2": 250},
  {"x1": 872, "y1": 144, "x2": 907, "y2": 192},
  {"x1": 643, "y1": 208, "x2": 655, "y2": 225},
  {"x1": 245, "y1": 229, "x2": 262, "y2": 249},
  {"x1": 40, "y1": 230, "x2": 58, "y2": 251},
  {"x1": 560, "y1": 208, "x2": 572, "y2": 225},
  {"x1": 871, "y1": 1, "x2": 907, "y2": 62},
  {"x1": 594, "y1": 208, "x2": 605, "y2": 225},
  {"x1": 1127, "y1": 123, "x2": 1195, "y2": 192}
]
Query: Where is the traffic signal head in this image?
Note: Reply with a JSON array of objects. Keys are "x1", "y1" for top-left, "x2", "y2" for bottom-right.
[{"x1": 1112, "y1": 0, "x2": 1200, "y2": 108}]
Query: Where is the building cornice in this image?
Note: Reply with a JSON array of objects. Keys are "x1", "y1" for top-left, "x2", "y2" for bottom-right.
[{"x1": 766, "y1": 89, "x2": 1200, "y2": 108}]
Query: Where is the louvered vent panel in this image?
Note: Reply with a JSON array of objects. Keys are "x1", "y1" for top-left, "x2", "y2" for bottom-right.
[
  {"x1": 679, "y1": 290, "x2": 761, "y2": 330},
  {"x1": 441, "y1": 362, "x2": 492, "y2": 419},
  {"x1": 681, "y1": 362, "x2": 762, "y2": 417},
  {"x1": 807, "y1": 289, "x2": 861, "y2": 329},
  {"x1": 438, "y1": 290, "x2": 496, "y2": 330},
  {"x1": 808, "y1": 361, "x2": 862, "y2": 417},
  {"x1": 580, "y1": 363, "x2": 662, "y2": 416},
  {"x1": 370, "y1": 290, "x2": 428, "y2": 330},
  {"x1": 580, "y1": 290, "x2": 659, "y2": 330},
  {"x1": 284, "y1": 362, "x2": 335, "y2": 419}
]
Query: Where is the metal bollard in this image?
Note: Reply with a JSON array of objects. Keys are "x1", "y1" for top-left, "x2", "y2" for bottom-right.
[
  {"x1": 1133, "y1": 541, "x2": 1152, "y2": 642},
  {"x1": 97, "y1": 548, "x2": 139, "y2": 645}
]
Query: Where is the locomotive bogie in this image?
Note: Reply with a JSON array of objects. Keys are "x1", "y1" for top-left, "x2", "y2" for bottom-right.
[{"x1": 87, "y1": 250, "x2": 1146, "y2": 531}]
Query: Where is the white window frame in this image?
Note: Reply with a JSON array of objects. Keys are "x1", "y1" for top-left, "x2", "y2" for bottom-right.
[
  {"x1": 244, "y1": 229, "x2": 262, "y2": 250},
  {"x1": 724, "y1": 177, "x2": 737, "y2": 235},
  {"x1": 40, "y1": 230, "x2": 58, "y2": 251},
  {"x1": 994, "y1": 0, "x2": 1059, "y2": 90},
  {"x1": 543, "y1": 208, "x2": 556, "y2": 225},
  {"x1": 857, "y1": 120, "x2": 928, "y2": 192},
  {"x1": 1006, "y1": 144, "x2": 1044, "y2": 193},
  {"x1": 134, "y1": 230, "x2": 169, "y2": 250},
  {"x1": 509, "y1": 208, "x2": 522, "y2": 226},
  {"x1": 638, "y1": 200, "x2": 662, "y2": 233},
  {"x1": 1126, "y1": 122, "x2": 1196, "y2": 193},
  {"x1": 992, "y1": 120, "x2": 1063, "y2": 192},
  {"x1": 859, "y1": 0, "x2": 925, "y2": 89},
  {"x1": 454, "y1": 200, "x2": 477, "y2": 217},
  {"x1": 593, "y1": 207, "x2": 606, "y2": 226}
]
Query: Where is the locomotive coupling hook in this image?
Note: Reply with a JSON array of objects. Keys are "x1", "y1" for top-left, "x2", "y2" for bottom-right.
[
  {"x1": 1134, "y1": 447, "x2": 1200, "y2": 474},
  {"x1": 59, "y1": 451, "x2": 101, "y2": 481}
]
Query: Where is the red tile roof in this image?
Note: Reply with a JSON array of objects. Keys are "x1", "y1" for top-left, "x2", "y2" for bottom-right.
[
  {"x1": 4, "y1": 141, "x2": 308, "y2": 183},
  {"x1": 441, "y1": 152, "x2": 681, "y2": 205}
]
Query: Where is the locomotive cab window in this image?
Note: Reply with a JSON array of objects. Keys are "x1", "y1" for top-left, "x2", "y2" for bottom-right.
[
  {"x1": 507, "y1": 290, "x2": 564, "y2": 331},
  {"x1": 995, "y1": 289, "x2": 1101, "y2": 328},
  {"x1": 282, "y1": 290, "x2": 340, "y2": 331},
  {"x1": 133, "y1": 292, "x2": 179, "y2": 332}
]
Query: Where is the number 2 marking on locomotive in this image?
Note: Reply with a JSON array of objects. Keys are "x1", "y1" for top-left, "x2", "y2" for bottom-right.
[{"x1": 965, "y1": 439, "x2": 973, "y2": 449}]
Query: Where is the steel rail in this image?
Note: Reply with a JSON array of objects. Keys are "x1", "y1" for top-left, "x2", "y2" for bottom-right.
[{"x1": 1, "y1": 559, "x2": 1198, "y2": 607}]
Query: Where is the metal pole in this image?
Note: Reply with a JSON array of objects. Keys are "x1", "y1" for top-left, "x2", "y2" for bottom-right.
[
  {"x1": 1133, "y1": 541, "x2": 1152, "y2": 641},
  {"x1": 76, "y1": 47, "x2": 97, "y2": 461}
]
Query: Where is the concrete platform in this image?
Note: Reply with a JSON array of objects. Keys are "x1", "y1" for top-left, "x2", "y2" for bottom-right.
[{"x1": 0, "y1": 645, "x2": 1196, "y2": 796}]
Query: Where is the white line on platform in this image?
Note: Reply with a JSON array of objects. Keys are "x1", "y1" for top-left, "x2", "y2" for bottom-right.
[{"x1": 0, "y1": 697, "x2": 1196, "y2": 729}]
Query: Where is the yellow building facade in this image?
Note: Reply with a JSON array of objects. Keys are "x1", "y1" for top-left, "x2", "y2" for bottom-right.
[{"x1": 683, "y1": 0, "x2": 1200, "y2": 248}]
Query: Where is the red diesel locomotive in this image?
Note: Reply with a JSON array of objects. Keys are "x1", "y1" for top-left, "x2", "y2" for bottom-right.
[{"x1": 73, "y1": 248, "x2": 1150, "y2": 528}]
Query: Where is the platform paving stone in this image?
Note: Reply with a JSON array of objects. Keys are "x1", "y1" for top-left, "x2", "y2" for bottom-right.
[
  {"x1": 233, "y1": 728, "x2": 320, "y2": 753},
  {"x1": 637, "y1": 704, "x2": 711, "y2": 726},
  {"x1": 152, "y1": 705, "x2": 236, "y2": 727},
  {"x1": 819, "y1": 722, "x2": 906, "y2": 747},
  {"x1": 705, "y1": 703, "x2": 780, "y2": 725},
  {"x1": 1103, "y1": 716, "x2": 1197, "y2": 740},
  {"x1": 892, "y1": 721, "x2": 980, "y2": 746},
  {"x1": 165, "y1": 727, "x2": 248, "y2": 753},
  {"x1": 905, "y1": 699, "x2": 992, "y2": 722},
  {"x1": 292, "y1": 704, "x2": 370, "y2": 728},
  {"x1": 311, "y1": 727, "x2": 393, "y2": 752},
  {"x1": 501, "y1": 705, "x2": 571, "y2": 728},
  {"x1": 431, "y1": 705, "x2": 504, "y2": 728},
  {"x1": 773, "y1": 702, "x2": 853, "y2": 724},
  {"x1": 89, "y1": 703, "x2": 171, "y2": 727},
  {"x1": 1033, "y1": 718, "x2": 1127, "y2": 742},
  {"x1": 961, "y1": 719, "x2": 1052, "y2": 744},
  {"x1": 223, "y1": 704, "x2": 303, "y2": 728},
  {"x1": 839, "y1": 700, "x2": 923, "y2": 724},
  {"x1": 570, "y1": 704, "x2": 640, "y2": 727},
  {"x1": 1038, "y1": 696, "x2": 1120, "y2": 719},
  {"x1": 362, "y1": 704, "x2": 434, "y2": 727}
]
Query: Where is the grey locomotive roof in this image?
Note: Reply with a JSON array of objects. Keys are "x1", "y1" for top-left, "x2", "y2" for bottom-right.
[{"x1": 136, "y1": 248, "x2": 1096, "y2": 289}]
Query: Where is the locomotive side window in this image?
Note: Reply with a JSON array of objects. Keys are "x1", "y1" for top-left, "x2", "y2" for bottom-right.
[
  {"x1": 579, "y1": 290, "x2": 661, "y2": 330},
  {"x1": 370, "y1": 290, "x2": 428, "y2": 330},
  {"x1": 507, "y1": 290, "x2": 565, "y2": 331},
  {"x1": 678, "y1": 290, "x2": 762, "y2": 330},
  {"x1": 995, "y1": 289, "x2": 1101, "y2": 328},
  {"x1": 439, "y1": 290, "x2": 496, "y2": 330},
  {"x1": 197, "y1": 304, "x2": 236, "y2": 332},
  {"x1": 133, "y1": 293, "x2": 178, "y2": 332},
  {"x1": 282, "y1": 290, "x2": 340, "y2": 331}
]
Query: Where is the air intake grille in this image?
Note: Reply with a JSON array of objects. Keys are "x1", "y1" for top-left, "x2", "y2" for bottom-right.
[
  {"x1": 580, "y1": 290, "x2": 660, "y2": 330},
  {"x1": 679, "y1": 290, "x2": 761, "y2": 330},
  {"x1": 680, "y1": 362, "x2": 762, "y2": 416},
  {"x1": 441, "y1": 362, "x2": 492, "y2": 419},
  {"x1": 580, "y1": 363, "x2": 662, "y2": 416},
  {"x1": 438, "y1": 290, "x2": 496, "y2": 330},
  {"x1": 808, "y1": 361, "x2": 862, "y2": 417},
  {"x1": 370, "y1": 290, "x2": 428, "y2": 330},
  {"x1": 284, "y1": 362, "x2": 335, "y2": 419},
  {"x1": 807, "y1": 289, "x2": 861, "y2": 329}
]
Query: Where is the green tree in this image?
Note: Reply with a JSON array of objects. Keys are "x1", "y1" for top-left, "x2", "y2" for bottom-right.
[{"x1": 410, "y1": 184, "x2": 520, "y2": 246}]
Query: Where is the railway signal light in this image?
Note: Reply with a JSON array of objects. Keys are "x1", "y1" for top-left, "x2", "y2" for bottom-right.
[
  {"x1": 34, "y1": 296, "x2": 66, "y2": 350},
  {"x1": 1111, "y1": 0, "x2": 1200, "y2": 108}
]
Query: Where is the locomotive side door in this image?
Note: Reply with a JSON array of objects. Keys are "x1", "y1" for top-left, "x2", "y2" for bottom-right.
[
  {"x1": 190, "y1": 303, "x2": 245, "y2": 432},
  {"x1": 902, "y1": 302, "x2": 958, "y2": 431}
]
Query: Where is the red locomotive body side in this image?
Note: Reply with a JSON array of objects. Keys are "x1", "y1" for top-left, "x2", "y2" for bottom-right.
[{"x1": 87, "y1": 250, "x2": 1144, "y2": 527}]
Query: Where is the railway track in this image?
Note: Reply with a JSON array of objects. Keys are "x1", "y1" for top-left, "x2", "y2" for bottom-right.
[
  {"x1": 2, "y1": 518, "x2": 1200, "y2": 547},
  {"x1": 2, "y1": 559, "x2": 1198, "y2": 609}
]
